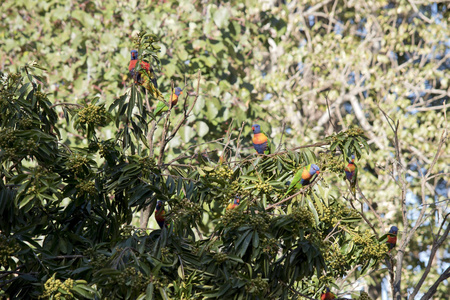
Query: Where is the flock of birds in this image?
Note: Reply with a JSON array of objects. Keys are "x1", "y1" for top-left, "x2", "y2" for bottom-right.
[{"x1": 128, "y1": 50, "x2": 399, "y2": 299}]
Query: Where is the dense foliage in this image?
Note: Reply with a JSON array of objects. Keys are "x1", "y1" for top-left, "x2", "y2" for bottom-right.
[{"x1": 1, "y1": 0, "x2": 448, "y2": 299}]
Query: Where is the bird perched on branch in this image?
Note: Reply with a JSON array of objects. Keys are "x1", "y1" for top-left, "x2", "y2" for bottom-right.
[
  {"x1": 284, "y1": 163, "x2": 320, "y2": 198},
  {"x1": 386, "y1": 226, "x2": 398, "y2": 252},
  {"x1": 154, "y1": 87, "x2": 183, "y2": 116},
  {"x1": 155, "y1": 200, "x2": 167, "y2": 228},
  {"x1": 128, "y1": 50, "x2": 160, "y2": 96},
  {"x1": 344, "y1": 154, "x2": 358, "y2": 194},
  {"x1": 226, "y1": 196, "x2": 240, "y2": 210},
  {"x1": 321, "y1": 287, "x2": 336, "y2": 300},
  {"x1": 252, "y1": 124, "x2": 271, "y2": 155}
]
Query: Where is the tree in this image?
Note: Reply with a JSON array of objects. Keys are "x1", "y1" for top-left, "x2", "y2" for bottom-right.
[{"x1": 1, "y1": 0, "x2": 449, "y2": 299}]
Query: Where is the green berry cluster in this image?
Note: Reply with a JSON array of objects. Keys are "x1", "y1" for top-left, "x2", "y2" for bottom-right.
[
  {"x1": 0, "y1": 128, "x2": 16, "y2": 148},
  {"x1": 346, "y1": 126, "x2": 365, "y2": 137},
  {"x1": 119, "y1": 225, "x2": 134, "y2": 238},
  {"x1": 353, "y1": 230, "x2": 389, "y2": 260},
  {"x1": 245, "y1": 274, "x2": 269, "y2": 296},
  {"x1": 139, "y1": 156, "x2": 156, "y2": 173},
  {"x1": 40, "y1": 275, "x2": 74, "y2": 300},
  {"x1": 78, "y1": 104, "x2": 106, "y2": 126},
  {"x1": 213, "y1": 252, "x2": 228, "y2": 263},
  {"x1": 34, "y1": 90, "x2": 48, "y2": 101},
  {"x1": 18, "y1": 118, "x2": 33, "y2": 129},
  {"x1": 319, "y1": 206, "x2": 337, "y2": 226},
  {"x1": 290, "y1": 207, "x2": 315, "y2": 228},
  {"x1": 76, "y1": 180, "x2": 96, "y2": 195},
  {"x1": 320, "y1": 204, "x2": 359, "y2": 227},
  {"x1": 320, "y1": 153, "x2": 345, "y2": 173},
  {"x1": 358, "y1": 291, "x2": 373, "y2": 300},
  {"x1": 98, "y1": 141, "x2": 114, "y2": 158},
  {"x1": 160, "y1": 247, "x2": 171, "y2": 261},
  {"x1": 89, "y1": 254, "x2": 108, "y2": 269},
  {"x1": 323, "y1": 243, "x2": 348, "y2": 276},
  {"x1": 0, "y1": 234, "x2": 20, "y2": 266},
  {"x1": 255, "y1": 182, "x2": 273, "y2": 193},
  {"x1": 8, "y1": 72, "x2": 22, "y2": 83},
  {"x1": 249, "y1": 214, "x2": 269, "y2": 231},
  {"x1": 261, "y1": 237, "x2": 278, "y2": 257},
  {"x1": 170, "y1": 198, "x2": 202, "y2": 223},
  {"x1": 210, "y1": 166, "x2": 234, "y2": 179},
  {"x1": 134, "y1": 31, "x2": 161, "y2": 51},
  {"x1": 67, "y1": 153, "x2": 89, "y2": 176},
  {"x1": 115, "y1": 266, "x2": 148, "y2": 291},
  {"x1": 222, "y1": 209, "x2": 247, "y2": 228}
]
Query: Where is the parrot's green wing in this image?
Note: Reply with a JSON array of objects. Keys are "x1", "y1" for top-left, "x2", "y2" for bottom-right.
[
  {"x1": 262, "y1": 130, "x2": 272, "y2": 155},
  {"x1": 141, "y1": 70, "x2": 163, "y2": 99},
  {"x1": 282, "y1": 164, "x2": 311, "y2": 199},
  {"x1": 351, "y1": 164, "x2": 358, "y2": 194},
  {"x1": 154, "y1": 100, "x2": 169, "y2": 116}
]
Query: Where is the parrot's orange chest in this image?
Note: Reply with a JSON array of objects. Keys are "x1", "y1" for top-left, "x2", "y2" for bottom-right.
[
  {"x1": 252, "y1": 133, "x2": 267, "y2": 144},
  {"x1": 301, "y1": 168, "x2": 311, "y2": 180},
  {"x1": 387, "y1": 235, "x2": 397, "y2": 243},
  {"x1": 345, "y1": 163, "x2": 356, "y2": 172}
]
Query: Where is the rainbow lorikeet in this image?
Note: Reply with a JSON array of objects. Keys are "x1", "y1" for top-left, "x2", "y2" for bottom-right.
[
  {"x1": 155, "y1": 200, "x2": 167, "y2": 228},
  {"x1": 283, "y1": 164, "x2": 320, "y2": 198},
  {"x1": 226, "y1": 196, "x2": 240, "y2": 210},
  {"x1": 154, "y1": 87, "x2": 183, "y2": 116},
  {"x1": 321, "y1": 287, "x2": 336, "y2": 300},
  {"x1": 252, "y1": 124, "x2": 271, "y2": 155},
  {"x1": 128, "y1": 50, "x2": 160, "y2": 97},
  {"x1": 386, "y1": 226, "x2": 398, "y2": 251},
  {"x1": 344, "y1": 154, "x2": 358, "y2": 194}
]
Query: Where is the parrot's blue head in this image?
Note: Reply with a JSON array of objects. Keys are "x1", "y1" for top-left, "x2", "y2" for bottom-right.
[
  {"x1": 174, "y1": 87, "x2": 183, "y2": 96},
  {"x1": 156, "y1": 200, "x2": 163, "y2": 211},
  {"x1": 325, "y1": 287, "x2": 331, "y2": 293},
  {"x1": 234, "y1": 196, "x2": 240, "y2": 205},
  {"x1": 131, "y1": 50, "x2": 138, "y2": 60},
  {"x1": 389, "y1": 226, "x2": 398, "y2": 234},
  {"x1": 310, "y1": 164, "x2": 320, "y2": 176},
  {"x1": 252, "y1": 124, "x2": 261, "y2": 134},
  {"x1": 349, "y1": 154, "x2": 355, "y2": 163}
]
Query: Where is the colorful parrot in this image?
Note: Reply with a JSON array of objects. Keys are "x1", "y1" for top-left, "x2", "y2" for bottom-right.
[
  {"x1": 226, "y1": 196, "x2": 240, "y2": 210},
  {"x1": 128, "y1": 50, "x2": 160, "y2": 96},
  {"x1": 155, "y1": 200, "x2": 167, "y2": 228},
  {"x1": 321, "y1": 287, "x2": 336, "y2": 300},
  {"x1": 252, "y1": 124, "x2": 271, "y2": 155},
  {"x1": 284, "y1": 164, "x2": 320, "y2": 198},
  {"x1": 386, "y1": 226, "x2": 398, "y2": 251},
  {"x1": 154, "y1": 87, "x2": 183, "y2": 116},
  {"x1": 344, "y1": 154, "x2": 358, "y2": 194}
]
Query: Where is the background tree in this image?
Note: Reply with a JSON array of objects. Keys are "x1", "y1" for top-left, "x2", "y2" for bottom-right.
[{"x1": 1, "y1": 0, "x2": 449, "y2": 299}]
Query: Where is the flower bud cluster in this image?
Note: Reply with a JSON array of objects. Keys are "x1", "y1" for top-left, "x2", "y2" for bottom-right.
[
  {"x1": 76, "y1": 180, "x2": 96, "y2": 195},
  {"x1": 290, "y1": 207, "x2": 315, "y2": 228},
  {"x1": 320, "y1": 153, "x2": 345, "y2": 173},
  {"x1": 358, "y1": 291, "x2": 373, "y2": 300},
  {"x1": 323, "y1": 243, "x2": 348, "y2": 276},
  {"x1": 40, "y1": 276, "x2": 74, "y2": 299},
  {"x1": 245, "y1": 274, "x2": 268, "y2": 296},
  {"x1": 261, "y1": 237, "x2": 278, "y2": 257},
  {"x1": 170, "y1": 198, "x2": 202, "y2": 223},
  {"x1": 0, "y1": 234, "x2": 20, "y2": 266},
  {"x1": 213, "y1": 252, "x2": 228, "y2": 263},
  {"x1": 78, "y1": 104, "x2": 106, "y2": 126},
  {"x1": 67, "y1": 153, "x2": 89, "y2": 176},
  {"x1": 354, "y1": 230, "x2": 389, "y2": 260}
]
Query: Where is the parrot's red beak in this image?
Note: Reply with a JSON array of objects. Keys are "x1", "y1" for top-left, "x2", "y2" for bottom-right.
[
  {"x1": 252, "y1": 126, "x2": 255, "y2": 131},
  {"x1": 316, "y1": 170, "x2": 320, "y2": 174}
]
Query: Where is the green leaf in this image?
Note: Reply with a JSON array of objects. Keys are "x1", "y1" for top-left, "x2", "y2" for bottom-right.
[{"x1": 213, "y1": 7, "x2": 230, "y2": 29}]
